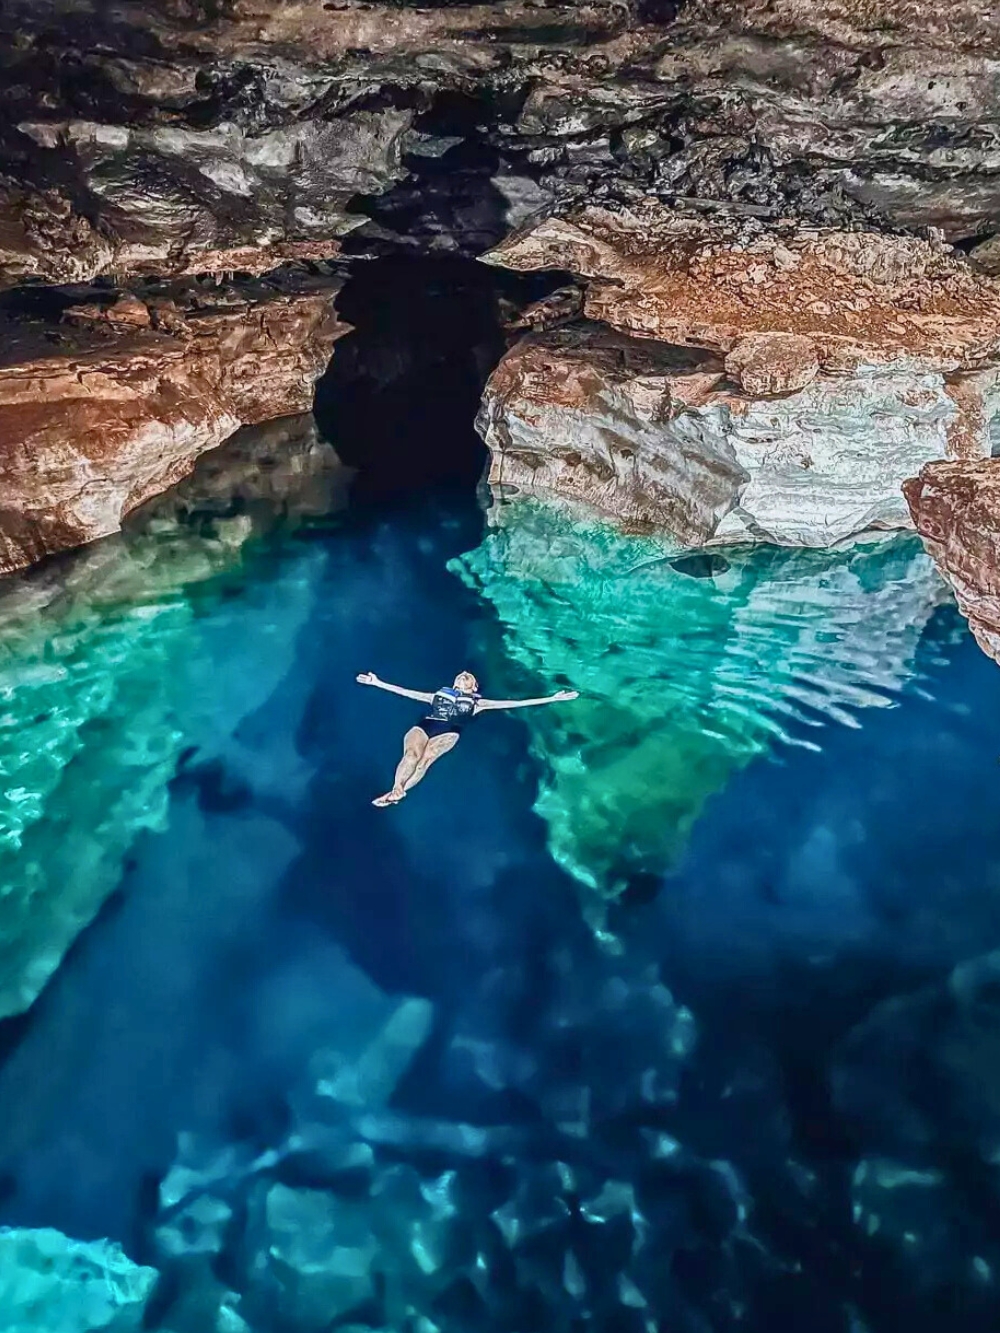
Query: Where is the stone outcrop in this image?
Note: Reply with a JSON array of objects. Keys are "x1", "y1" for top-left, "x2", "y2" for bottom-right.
[
  {"x1": 483, "y1": 205, "x2": 1000, "y2": 373},
  {"x1": 904, "y1": 460, "x2": 1000, "y2": 662},
  {"x1": 476, "y1": 156, "x2": 1000, "y2": 564},
  {"x1": 479, "y1": 321, "x2": 1000, "y2": 548},
  {"x1": 0, "y1": 278, "x2": 345, "y2": 572},
  {"x1": 661, "y1": 0, "x2": 1000, "y2": 239},
  {"x1": 0, "y1": 110, "x2": 408, "y2": 287},
  {"x1": 1, "y1": 0, "x2": 1000, "y2": 565}
]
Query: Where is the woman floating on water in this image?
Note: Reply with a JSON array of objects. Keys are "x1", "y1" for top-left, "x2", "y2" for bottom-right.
[{"x1": 356, "y1": 670, "x2": 578, "y2": 807}]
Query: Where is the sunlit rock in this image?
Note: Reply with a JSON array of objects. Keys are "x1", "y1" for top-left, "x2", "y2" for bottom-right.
[
  {"x1": 481, "y1": 206, "x2": 1000, "y2": 548},
  {"x1": 0, "y1": 415, "x2": 350, "y2": 1018},
  {"x1": 0, "y1": 280, "x2": 346, "y2": 572},
  {"x1": 479, "y1": 326, "x2": 999, "y2": 547},
  {"x1": 0, "y1": 1227, "x2": 157, "y2": 1332},
  {"x1": 453, "y1": 497, "x2": 946, "y2": 906},
  {"x1": 905, "y1": 457, "x2": 1000, "y2": 665}
]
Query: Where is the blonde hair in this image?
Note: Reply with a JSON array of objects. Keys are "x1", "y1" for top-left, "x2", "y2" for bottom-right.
[{"x1": 454, "y1": 671, "x2": 479, "y2": 693}]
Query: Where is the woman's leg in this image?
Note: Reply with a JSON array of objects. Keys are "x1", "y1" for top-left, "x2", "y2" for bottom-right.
[
  {"x1": 373, "y1": 727, "x2": 428, "y2": 807},
  {"x1": 398, "y1": 731, "x2": 460, "y2": 796}
]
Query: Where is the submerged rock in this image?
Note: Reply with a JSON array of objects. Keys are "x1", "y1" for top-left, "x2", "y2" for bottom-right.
[
  {"x1": 0, "y1": 415, "x2": 350, "y2": 1018},
  {"x1": 0, "y1": 1228, "x2": 157, "y2": 1332},
  {"x1": 831, "y1": 954, "x2": 1000, "y2": 1301},
  {"x1": 453, "y1": 498, "x2": 945, "y2": 903}
]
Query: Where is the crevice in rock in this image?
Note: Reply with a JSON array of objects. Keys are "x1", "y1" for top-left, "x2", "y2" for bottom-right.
[
  {"x1": 343, "y1": 88, "x2": 529, "y2": 259},
  {"x1": 313, "y1": 255, "x2": 563, "y2": 499}
]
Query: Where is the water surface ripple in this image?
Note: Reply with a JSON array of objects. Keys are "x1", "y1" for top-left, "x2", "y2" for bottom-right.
[{"x1": 0, "y1": 423, "x2": 997, "y2": 1333}]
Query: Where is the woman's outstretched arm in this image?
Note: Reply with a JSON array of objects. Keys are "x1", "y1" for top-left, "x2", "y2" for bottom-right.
[
  {"x1": 475, "y1": 689, "x2": 578, "y2": 712},
  {"x1": 356, "y1": 672, "x2": 435, "y2": 704}
]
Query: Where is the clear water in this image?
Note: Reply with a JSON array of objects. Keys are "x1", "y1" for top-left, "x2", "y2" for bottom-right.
[{"x1": 1, "y1": 416, "x2": 1000, "y2": 1333}]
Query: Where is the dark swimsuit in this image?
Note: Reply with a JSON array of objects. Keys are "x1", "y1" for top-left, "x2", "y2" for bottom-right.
[{"x1": 421, "y1": 686, "x2": 479, "y2": 739}]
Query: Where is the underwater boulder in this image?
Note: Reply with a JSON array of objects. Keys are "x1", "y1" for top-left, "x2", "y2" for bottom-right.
[
  {"x1": 0, "y1": 1227, "x2": 157, "y2": 1333},
  {"x1": 0, "y1": 415, "x2": 350, "y2": 1018}
]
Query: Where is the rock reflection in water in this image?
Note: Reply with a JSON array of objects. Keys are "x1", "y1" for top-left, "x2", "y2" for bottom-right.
[
  {"x1": 0, "y1": 414, "x2": 351, "y2": 1019},
  {"x1": 454, "y1": 497, "x2": 947, "y2": 914}
]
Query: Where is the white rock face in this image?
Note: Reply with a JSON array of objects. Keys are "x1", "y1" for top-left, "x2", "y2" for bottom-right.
[{"x1": 478, "y1": 327, "x2": 1000, "y2": 548}]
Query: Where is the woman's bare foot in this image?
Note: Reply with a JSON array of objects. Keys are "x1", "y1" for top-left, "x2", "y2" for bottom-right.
[{"x1": 372, "y1": 789, "x2": 405, "y2": 808}]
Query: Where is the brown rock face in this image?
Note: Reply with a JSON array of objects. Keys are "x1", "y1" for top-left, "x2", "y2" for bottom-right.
[
  {"x1": 725, "y1": 334, "x2": 819, "y2": 397},
  {"x1": 480, "y1": 326, "x2": 738, "y2": 542},
  {"x1": 904, "y1": 461, "x2": 1000, "y2": 662},
  {"x1": 0, "y1": 282, "x2": 345, "y2": 573},
  {"x1": 483, "y1": 205, "x2": 1000, "y2": 373},
  {"x1": 1, "y1": 0, "x2": 1000, "y2": 573}
]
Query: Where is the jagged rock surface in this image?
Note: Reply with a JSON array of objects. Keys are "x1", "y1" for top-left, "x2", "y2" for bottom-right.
[
  {"x1": 479, "y1": 204, "x2": 1000, "y2": 544},
  {"x1": 904, "y1": 459, "x2": 1000, "y2": 663},
  {"x1": 0, "y1": 1227, "x2": 157, "y2": 1332},
  {"x1": 1, "y1": 111, "x2": 408, "y2": 287},
  {"x1": 480, "y1": 324, "x2": 1000, "y2": 547},
  {"x1": 2, "y1": 0, "x2": 1000, "y2": 567},
  {"x1": 0, "y1": 278, "x2": 344, "y2": 572},
  {"x1": 483, "y1": 205, "x2": 1000, "y2": 373}
]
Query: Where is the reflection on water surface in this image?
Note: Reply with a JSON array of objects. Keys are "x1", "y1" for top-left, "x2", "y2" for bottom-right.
[{"x1": 0, "y1": 415, "x2": 997, "y2": 1333}]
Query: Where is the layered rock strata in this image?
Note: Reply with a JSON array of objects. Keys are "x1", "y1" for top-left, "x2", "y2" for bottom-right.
[
  {"x1": 480, "y1": 206, "x2": 1000, "y2": 546},
  {"x1": 2, "y1": 0, "x2": 1000, "y2": 568},
  {"x1": 0, "y1": 279, "x2": 345, "y2": 572},
  {"x1": 904, "y1": 461, "x2": 1000, "y2": 663}
]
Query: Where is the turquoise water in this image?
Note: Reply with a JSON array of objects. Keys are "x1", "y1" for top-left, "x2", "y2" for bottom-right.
[{"x1": 1, "y1": 414, "x2": 999, "y2": 1333}]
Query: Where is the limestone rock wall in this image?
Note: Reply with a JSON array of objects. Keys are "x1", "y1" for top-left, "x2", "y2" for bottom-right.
[
  {"x1": 0, "y1": 279, "x2": 345, "y2": 573},
  {"x1": 480, "y1": 209, "x2": 1000, "y2": 548},
  {"x1": 905, "y1": 461, "x2": 1000, "y2": 663},
  {"x1": 2, "y1": 0, "x2": 1000, "y2": 571}
]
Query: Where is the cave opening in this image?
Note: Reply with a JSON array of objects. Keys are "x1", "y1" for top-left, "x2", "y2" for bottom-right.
[{"x1": 313, "y1": 254, "x2": 561, "y2": 501}]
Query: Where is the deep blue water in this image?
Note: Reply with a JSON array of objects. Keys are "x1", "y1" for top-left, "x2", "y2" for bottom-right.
[{"x1": 1, "y1": 421, "x2": 1000, "y2": 1333}]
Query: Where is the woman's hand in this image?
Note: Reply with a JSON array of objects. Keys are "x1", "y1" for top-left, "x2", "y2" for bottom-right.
[
  {"x1": 356, "y1": 671, "x2": 379, "y2": 686},
  {"x1": 553, "y1": 689, "x2": 579, "y2": 701}
]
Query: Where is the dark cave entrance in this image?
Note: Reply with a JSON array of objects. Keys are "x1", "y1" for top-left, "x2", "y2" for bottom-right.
[{"x1": 312, "y1": 255, "x2": 561, "y2": 503}]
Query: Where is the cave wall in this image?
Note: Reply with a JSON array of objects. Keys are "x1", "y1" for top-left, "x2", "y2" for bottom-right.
[{"x1": 1, "y1": 0, "x2": 1000, "y2": 593}]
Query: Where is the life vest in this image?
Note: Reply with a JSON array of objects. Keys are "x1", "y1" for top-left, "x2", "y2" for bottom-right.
[{"x1": 428, "y1": 686, "x2": 478, "y2": 723}]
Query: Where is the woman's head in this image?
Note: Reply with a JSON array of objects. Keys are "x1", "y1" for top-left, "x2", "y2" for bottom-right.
[{"x1": 454, "y1": 671, "x2": 479, "y2": 694}]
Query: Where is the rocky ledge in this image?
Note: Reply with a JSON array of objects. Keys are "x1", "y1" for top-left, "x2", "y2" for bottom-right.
[
  {"x1": 0, "y1": 276, "x2": 345, "y2": 572},
  {"x1": 1, "y1": 0, "x2": 1000, "y2": 641},
  {"x1": 480, "y1": 206, "x2": 1000, "y2": 547},
  {"x1": 905, "y1": 461, "x2": 1000, "y2": 663}
]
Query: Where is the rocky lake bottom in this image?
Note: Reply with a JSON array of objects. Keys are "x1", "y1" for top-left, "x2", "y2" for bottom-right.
[{"x1": 1, "y1": 415, "x2": 1000, "y2": 1333}]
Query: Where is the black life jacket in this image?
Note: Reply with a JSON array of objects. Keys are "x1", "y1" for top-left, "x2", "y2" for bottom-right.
[{"x1": 428, "y1": 686, "x2": 478, "y2": 723}]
